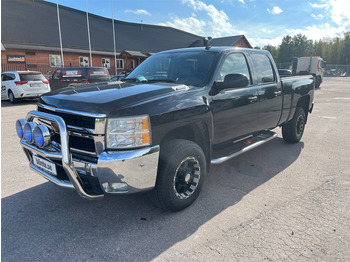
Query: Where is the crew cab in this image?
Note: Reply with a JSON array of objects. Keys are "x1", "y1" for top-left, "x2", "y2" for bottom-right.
[{"x1": 16, "y1": 47, "x2": 314, "y2": 211}]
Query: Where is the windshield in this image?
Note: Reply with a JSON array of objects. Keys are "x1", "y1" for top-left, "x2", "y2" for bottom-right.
[{"x1": 126, "y1": 51, "x2": 215, "y2": 87}]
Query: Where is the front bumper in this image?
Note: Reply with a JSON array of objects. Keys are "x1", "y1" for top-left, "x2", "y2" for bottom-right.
[{"x1": 20, "y1": 110, "x2": 159, "y2": 199}]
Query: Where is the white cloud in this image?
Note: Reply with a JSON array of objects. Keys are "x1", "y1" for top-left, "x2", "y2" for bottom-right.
[
  {"x1": 309, "y1": 2, "x2": 328, "y2": 8},
  {"x1": 248, "y1": 35, "x2": 283, "y2": 47},
  {"x1": 160, "y1": 0, "x2": 245, "y2": 37},
  {"x1": 160, "y1": 17, "x2": 207, "y2": 35},
  {"x1": 124, "y1": 9, "x2": 150, "y2": 16},
  {"x1": 329, "y1": 0, "x2": 350, "y2": 31},
  {"x1": 311, "y1": 13, "x2": 324, "y2": 19},
  {"x1": 267, "y1": 6, "x2": 283, "y2": 15}
]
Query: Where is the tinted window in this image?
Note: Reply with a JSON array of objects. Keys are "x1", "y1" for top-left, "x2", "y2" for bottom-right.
[
  {"x1": 19, "y1": 73, "x2": 46, "y2": 81},
  {"x1": 218, "y1": 53, "x2": 251, "y2": 84},
  {"x1": 2, "y1": 73, "x2": 15, "y2": 81},
  {"x1": 52, "y1": 70, "x2": 61, "y2": 80},
  {"x1": 251, "y1": 54, "x2": 275, "y2": 84}
]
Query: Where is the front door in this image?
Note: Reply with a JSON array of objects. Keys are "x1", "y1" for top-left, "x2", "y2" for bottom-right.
[{"x1": 210, "y1": 52, "x2": 261, "y2": 145}]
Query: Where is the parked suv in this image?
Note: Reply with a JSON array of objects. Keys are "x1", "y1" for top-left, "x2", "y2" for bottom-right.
[
  {"x1": 1, "y1": 71, "x2": 51, "y2": 103},
  {"x1": 49, "y1": 67, "x2": 111, "y2": 91}
]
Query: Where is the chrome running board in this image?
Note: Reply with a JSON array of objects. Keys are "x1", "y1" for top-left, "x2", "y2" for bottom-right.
[{"x1": 211, "y1": 131, "x2": 277, "y2": 165}]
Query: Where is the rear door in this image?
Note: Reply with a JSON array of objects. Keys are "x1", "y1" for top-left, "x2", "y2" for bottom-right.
[{"x1": 249, "y1": 53, "x2": 282, "y2": 130}]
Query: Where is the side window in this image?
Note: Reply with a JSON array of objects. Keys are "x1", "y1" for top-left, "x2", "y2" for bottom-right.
[
  {"x1": 218, "y1": 53, "x2": 251, "y2": 85},
  {"x1": 251, "y1": 53, "x2": 275, "y2": 84},
  {"x1": 8, "y1": 73, "x2": 16, "y2": 80},
  {"x1": 2, "y1": 73, "x2": 15, "y2": 81},
  {"x1": 52, "y1": 70, "x2": 61, "y2": 80}
]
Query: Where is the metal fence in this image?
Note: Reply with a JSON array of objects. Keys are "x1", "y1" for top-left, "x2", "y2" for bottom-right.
[
  {"x1": 276, "y1": 63, "x2": 350, "y2": 77},
  {"x1": 324, "y1": 64, "x2": 350, "y2": 77}
]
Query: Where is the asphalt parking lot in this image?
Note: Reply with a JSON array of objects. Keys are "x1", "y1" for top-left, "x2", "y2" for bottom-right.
[{"x1": 2, "y1": 77, "x2": 350, "y2": 261}]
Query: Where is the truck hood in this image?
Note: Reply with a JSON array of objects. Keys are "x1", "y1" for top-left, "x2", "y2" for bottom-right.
[{"x1": 39, "y1": 81, "x2": 191, "y2": 116}]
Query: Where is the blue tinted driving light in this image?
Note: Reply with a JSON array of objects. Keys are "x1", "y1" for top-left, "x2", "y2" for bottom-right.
[
  {"x1": 16, "y1": 119, "x2": 27, "y2": 138},
  {"x1": 34, "y1": 125, "x2": 51, "y2": 148},
  {"x1": 23, "y1": 122, "x2": 37, "y2": 144}
]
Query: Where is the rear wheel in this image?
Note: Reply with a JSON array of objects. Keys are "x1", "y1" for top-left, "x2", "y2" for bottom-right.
[
  {"x1": 315, "y1": 76, "x2": 321, "y2": 89},
  {"x1": 149, "y1": 139, "x2": 206, "y2": 211},
  {"x1": 8, "y1": 90, "x2": 17, "y2": 103},
  {"x1": 282, "y1": 107, "x2": 306, "y2": 143}
]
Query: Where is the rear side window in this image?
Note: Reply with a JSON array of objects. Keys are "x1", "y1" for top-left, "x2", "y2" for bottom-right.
[
  {"x1": 19, "y1": 73, "x2": 46, "y2": 81},
  {"x1": 2, "y1": 73, "x2": 15, "y2": 81},
  {"x1": 87, "y1": 68, "x2": 110, "y2": 80},
  {"x1": 251, "y1": 53, "x2": 275, "y2": 84}
]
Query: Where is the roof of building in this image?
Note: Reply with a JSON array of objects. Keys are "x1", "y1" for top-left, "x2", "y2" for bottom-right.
[{"x1": 1, "y1": 0, "x2": 251, "y2": 54}]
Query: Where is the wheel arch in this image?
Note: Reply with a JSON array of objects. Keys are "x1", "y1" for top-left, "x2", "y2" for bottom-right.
[
  {"x1": 160, "y1": 122, "x2": 212, "y2": 171},
  {"x1": 296, "y1": 95, "x2": 310, "y2": 123}
]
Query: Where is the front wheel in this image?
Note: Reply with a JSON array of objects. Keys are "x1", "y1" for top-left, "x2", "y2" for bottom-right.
[
  {"x1": 282, "y1": 107, "x2": 306, "y2": 143},
  {"x1": 149, "y1": 139, "x2": 206, "y2": 211}
]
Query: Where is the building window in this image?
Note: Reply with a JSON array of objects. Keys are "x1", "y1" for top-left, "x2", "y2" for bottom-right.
[
  {"x1": 102, "y1": 58, "x2": 110, "y2": 68},
  {"x1": 49, "y1": 55, "x2": 61, "y2": 67},
  {"x1": 80, "y1": 56, "x2": 89, "y2": 67},
  {"x1": 116, "y1": 59, "x2": 124, "y2": 69},
  {"x1": 130, "y1": 60, "x2": 135, "y2": 69}
]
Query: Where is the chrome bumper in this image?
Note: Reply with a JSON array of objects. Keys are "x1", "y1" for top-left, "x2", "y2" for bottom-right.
[{"x1": 21, "y1": 110, "x2": 159, "y2": 200}]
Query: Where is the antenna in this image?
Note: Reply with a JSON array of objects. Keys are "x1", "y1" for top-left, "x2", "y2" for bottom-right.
[{"x1": 204, "y1": 37, "x2": 212, "y2": 50}]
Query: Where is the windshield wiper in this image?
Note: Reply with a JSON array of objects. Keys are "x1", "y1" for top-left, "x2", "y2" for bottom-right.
[
  {"x1": 125, "y1": 78, "x2": 148, "y2": 83},
  {"x1": 147, "y1": 79, "x2": 176, "y2": 83}
]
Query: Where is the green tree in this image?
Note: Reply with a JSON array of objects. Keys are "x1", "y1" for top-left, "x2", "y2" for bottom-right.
[
  {"x1": 277, "y1": 35, "x2": 294, "y2": 63},
  {"x1": 263, "y1": 44, "x2": 278, "y2": 61},
  {"x1": 293, "y1": 34, "x2": 313, "y2": 57}
]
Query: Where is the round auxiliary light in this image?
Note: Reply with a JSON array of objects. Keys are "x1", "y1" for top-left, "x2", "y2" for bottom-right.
[
  {"x1": 16, "y1": 119, "x2": 27, "y2": 139},
  {"x1": 23, "y1": 122, "x2": 37, "y2": 144},
  {"x1": 33, "y1": 125, "x2": 51, "y2": 148}
]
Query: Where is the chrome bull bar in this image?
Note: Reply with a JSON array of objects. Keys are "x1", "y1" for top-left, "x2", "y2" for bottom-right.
[{"x1": 23, "y1": 110, "x2": 104, "y2": 199}]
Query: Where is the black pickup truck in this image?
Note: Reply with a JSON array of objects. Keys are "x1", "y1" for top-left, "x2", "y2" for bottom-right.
[{"x1": 16, "y1": 47, "x2": 314, "y2": 211}]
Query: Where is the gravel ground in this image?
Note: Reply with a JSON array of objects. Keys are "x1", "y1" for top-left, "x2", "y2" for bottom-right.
[{"x1": 1, "y1": 77, "x2": 350, "y2": 261}]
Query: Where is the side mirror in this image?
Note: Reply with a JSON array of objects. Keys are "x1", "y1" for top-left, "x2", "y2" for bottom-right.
[{"x1": 212, "y1": 74, "x2": 249, "y2": 94}]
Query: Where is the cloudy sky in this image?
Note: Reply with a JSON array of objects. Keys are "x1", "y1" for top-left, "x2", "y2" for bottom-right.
[{"x1": 47, "y1": 0, "x2": 350, "y2": 47}]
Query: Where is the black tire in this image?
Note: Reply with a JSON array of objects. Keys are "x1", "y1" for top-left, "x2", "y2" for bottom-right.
[
  {"x1": 282, "y1": 107, "x2": 306, "y2": 143},
  {"x1": 149, "y1": 139, "x2": 206, "y2": 212},
  {"x1": 8, "y1": 90, "x2": 17, "y2": 103},
  {"x1": 315, "y1": 76, "x2": 321, "y2": 89}
]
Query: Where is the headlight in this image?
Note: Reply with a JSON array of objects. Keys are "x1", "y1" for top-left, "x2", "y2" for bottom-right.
[
  {"x1": 16, "y1": 119, "x2": 27, "y2": 138},
  {"x1": 33, "y1": 125, "x2": 51, "y2": 148},
  {"x1": 106, "y1": 115, "x2": 151, "y2": 149},
  {"x1": 23, "y1": 122, "x2": 37, "y2": 144}
]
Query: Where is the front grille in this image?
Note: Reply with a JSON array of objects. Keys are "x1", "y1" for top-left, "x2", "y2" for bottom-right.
[
  {"x1": 70, "y1": 136, "x2": 95, "y2": 152},
  {"x1": 51, "y1": 133, "x2": 96, "y2": 153},
  {"x1": 38, "y1": 107, "x2": 95, "y2": 129}
]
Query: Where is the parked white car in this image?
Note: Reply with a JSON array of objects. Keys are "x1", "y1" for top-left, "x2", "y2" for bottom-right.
[{"x1": 1, "y1": 71, "x2": 51, "y2": 103}]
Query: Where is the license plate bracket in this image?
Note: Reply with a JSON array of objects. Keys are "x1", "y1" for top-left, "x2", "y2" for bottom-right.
[{"x1": 33, "y1": 155, "x2": 57, "y2": 176}]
